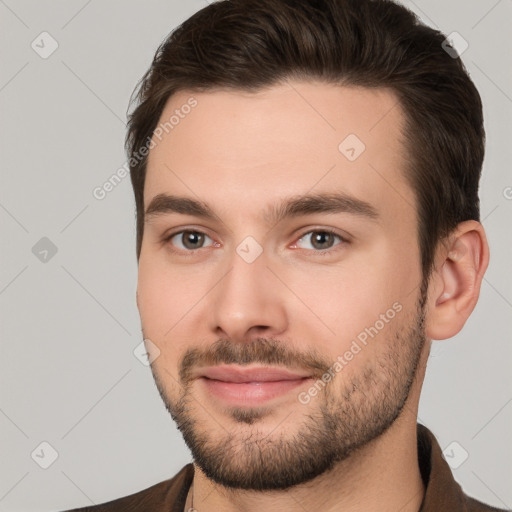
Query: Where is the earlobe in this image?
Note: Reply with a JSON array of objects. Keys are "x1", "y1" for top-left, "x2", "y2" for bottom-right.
[{"x1": 425, "y1": 221, "x2": 489, "y2": 340}]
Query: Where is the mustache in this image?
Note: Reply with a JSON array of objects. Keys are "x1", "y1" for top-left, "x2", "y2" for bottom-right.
[{"x1": 179, "y1": 338, "x2": 333, "y2": 384}]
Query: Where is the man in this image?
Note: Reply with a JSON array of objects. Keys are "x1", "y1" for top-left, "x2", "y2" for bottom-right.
[{"x1": 64, "y1": 0, "x2": 508, "y2": 510}]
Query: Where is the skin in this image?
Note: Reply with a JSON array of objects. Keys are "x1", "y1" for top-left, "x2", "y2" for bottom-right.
[{"x1": 136, "y1": 81, "x2": 489, "y2": 512}]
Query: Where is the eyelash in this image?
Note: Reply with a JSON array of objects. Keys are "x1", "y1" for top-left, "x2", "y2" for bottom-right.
[
  {"x1": 288, "y1": 229, "x2": 347, "y2": 258},
  {"x1": 163, "y1": 228, "x2": 349, "y2": 256}
]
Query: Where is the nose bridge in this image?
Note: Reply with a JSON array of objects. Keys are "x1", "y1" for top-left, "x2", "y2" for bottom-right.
[
  {"x1": 209, "y1": 245, "x2": 288, "y2": 340},
  {"x1": 226, "y1": 250, "x2": 267, "y2": 303}
]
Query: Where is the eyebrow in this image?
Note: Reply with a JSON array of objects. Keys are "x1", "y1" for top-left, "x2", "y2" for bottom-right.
[{"x1": 144, "y1": 192, "x2": 379, "y2": 225}]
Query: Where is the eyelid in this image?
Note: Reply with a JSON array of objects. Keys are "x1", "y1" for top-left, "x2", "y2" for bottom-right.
[
  {"x1": 162, "y1": 226, "x2": 351, "y2": 254},
  {"x1": 290, "y1": 227, "x2": 351, "y2": 250},
  {"x1": 163, "y1": 227, "x2": 220, "y2": 253},
  {"x1": 163, "y1": 225, "x2": 215, "y2": 241}
]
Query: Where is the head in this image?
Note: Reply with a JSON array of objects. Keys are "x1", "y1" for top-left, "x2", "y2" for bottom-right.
[{"x1": 127, "y1": 0, "x2": 489, "y2": 491}]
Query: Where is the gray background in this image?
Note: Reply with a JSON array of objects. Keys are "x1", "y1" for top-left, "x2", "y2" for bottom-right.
[{"x1": 0, "y1": 1, "x2": 510, "y2": 510}]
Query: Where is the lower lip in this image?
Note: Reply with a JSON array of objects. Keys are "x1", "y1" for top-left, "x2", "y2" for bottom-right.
[{"x1": 200, "y1": 377, "x2": 311, "y2": 406}]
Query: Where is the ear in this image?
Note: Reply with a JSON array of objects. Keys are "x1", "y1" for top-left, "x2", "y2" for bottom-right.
[{"x1": 425, "y1": 220, "x2": 490, "y2": 340}]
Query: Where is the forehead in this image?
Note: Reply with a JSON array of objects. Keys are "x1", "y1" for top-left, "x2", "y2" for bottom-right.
[{"x1": 144, "y1": 81, "x2": 415, "y2": 224}]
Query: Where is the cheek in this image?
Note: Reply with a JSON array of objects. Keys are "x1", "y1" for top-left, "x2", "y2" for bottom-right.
[
  {"x1": 137, "y1": 259, "x2": 199, "y2": 386},
  {"x1": 286, "y1": 269, "x2": 385, "y2": 346},
  {"x1": 284, "y1": 250, "x2": 416, "y2": 354},
  {"x1": 137, "y1": 254, "x2": 200, "y2": 341},
  {"x1": 137, "y1": 255, "x2": 201, "y2": 324}
]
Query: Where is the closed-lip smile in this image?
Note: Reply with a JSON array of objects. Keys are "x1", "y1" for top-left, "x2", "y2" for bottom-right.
[{"x1": 195, "y1": 365, "x2": 313, "y2": 405}]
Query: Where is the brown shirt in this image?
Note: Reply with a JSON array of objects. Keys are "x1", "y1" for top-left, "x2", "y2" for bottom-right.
[{"x1": 62, "y1": 424, "x2": 509, "y2": 511}]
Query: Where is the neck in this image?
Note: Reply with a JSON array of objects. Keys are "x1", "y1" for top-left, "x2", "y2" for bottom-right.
[{"x1": 189, "y1": 412, "x2": 425, "y2": 512}]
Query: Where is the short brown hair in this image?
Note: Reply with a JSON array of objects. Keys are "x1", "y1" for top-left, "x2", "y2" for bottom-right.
[{"x1": 126, "y1": 0, "x2": 484, "y2": 280}]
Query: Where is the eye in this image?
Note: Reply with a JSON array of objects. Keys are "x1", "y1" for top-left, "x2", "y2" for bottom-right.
[
  {"x1": 168, "y1": 230, "x2": 215, "y2": 251},
  {"x1": 294, "y1": 230, "x2": 345, "y2": 251}
]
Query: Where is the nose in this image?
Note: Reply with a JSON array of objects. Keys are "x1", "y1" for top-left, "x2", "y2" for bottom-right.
[{"x1": 208, "y1": 250, "x2": 289, "y2": 342}]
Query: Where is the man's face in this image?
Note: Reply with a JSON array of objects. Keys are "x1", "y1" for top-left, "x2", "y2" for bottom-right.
[{"x1": 137, "y1": 81, "x2": 428, "y2": 490}]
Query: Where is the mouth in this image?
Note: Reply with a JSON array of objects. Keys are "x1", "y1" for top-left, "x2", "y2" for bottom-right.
[{"x1": 196, "y1": 365, "x2": 313, "y2": 406}]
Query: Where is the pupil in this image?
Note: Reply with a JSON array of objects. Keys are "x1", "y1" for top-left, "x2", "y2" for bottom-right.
[
  {"x1": 183, "y1": 231, "x2": 204, "y2": 249},
  {"x1": 312, "y1": 232, "x2": 333, "y2": 250}
]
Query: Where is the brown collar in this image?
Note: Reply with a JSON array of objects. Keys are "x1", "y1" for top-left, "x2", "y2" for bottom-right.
[{"x1": 171, "y1": 423, "x2": 501, "y2": 512}]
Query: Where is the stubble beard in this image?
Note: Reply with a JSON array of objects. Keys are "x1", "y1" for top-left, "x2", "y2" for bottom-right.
[{"x1": 149, "y1": 288, "x2": 427, "y2": 491}]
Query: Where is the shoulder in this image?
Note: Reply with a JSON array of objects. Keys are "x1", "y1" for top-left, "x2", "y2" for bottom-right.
[
  {"x1": 465, "y1": 495, "x2": 511, "y2": 512},
  {"x1": 57, "y1": 464, "x2": 194, "y2": 512},
  {"x1": 61, "y1": 479, "x2": 172, "y2": 512},
  {"x1": 416, "y1": 424, "x2": 510, "y2": 512}
]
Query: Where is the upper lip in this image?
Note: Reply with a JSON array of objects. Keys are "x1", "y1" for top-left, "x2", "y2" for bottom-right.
[{"x1": 197, "y1": 365, "x2": 312, "y2": 383}]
